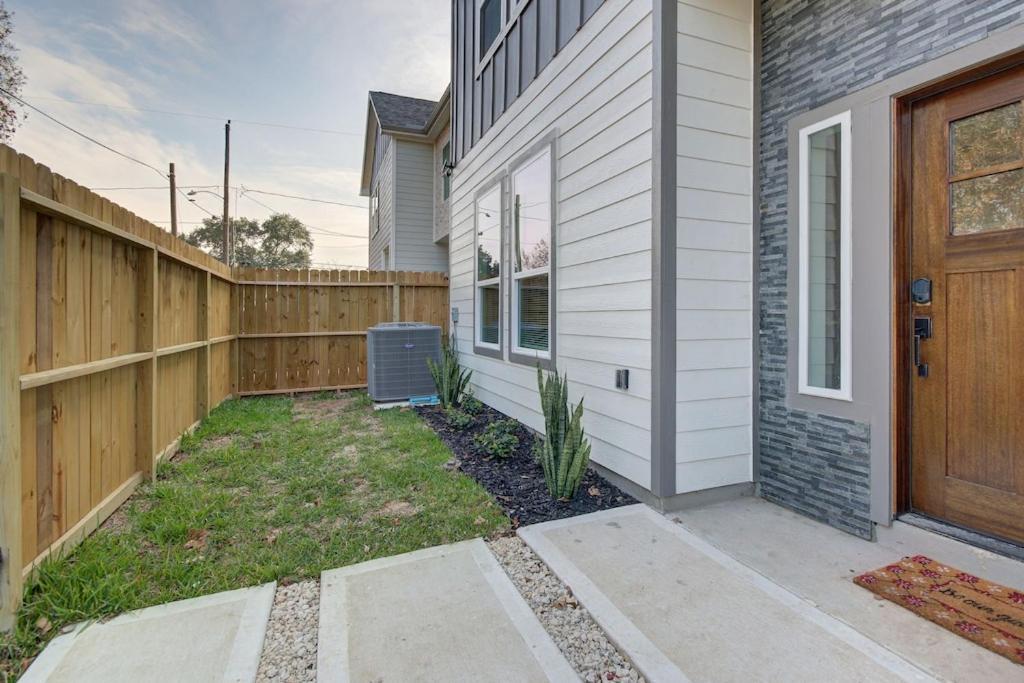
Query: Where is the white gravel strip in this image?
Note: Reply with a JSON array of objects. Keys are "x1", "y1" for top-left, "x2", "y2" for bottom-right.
[
  {"x1": 256, "y1": 580, "x2": 319, "y2": 683},
  {"x1": 487, "y1": 535, "x2": 644, "y2": 683}
]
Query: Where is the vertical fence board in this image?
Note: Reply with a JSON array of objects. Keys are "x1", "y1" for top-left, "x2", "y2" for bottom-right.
[{"x1": 1, "y1": 174, "x2": 22, "y2": 630}]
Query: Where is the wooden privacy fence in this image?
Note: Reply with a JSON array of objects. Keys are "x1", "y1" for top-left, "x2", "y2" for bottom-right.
[
  {"x1": 0, "y1": 147, "x2": 448, "y2": 630},
  {"x1": 236, "y1": 268, "x2": 448, "y2": 394}
]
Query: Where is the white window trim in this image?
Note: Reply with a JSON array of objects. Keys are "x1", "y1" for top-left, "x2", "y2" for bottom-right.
[
  {"x1": 510, "y1": 146, "x2": 552, "y2": 361},
  {"x1": 474, "y1": 183, "x2": 503, "y2": 352},
  {"x1": 798, "y1": 110, "x2": 852, "y2": 401}
]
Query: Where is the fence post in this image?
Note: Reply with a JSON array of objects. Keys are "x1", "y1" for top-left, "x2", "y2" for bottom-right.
[
  {"x1": 0, "y1": 173, "x2": 23, "y2": 631},
  {"x1": 391, "y1": 280, "x2": 401, "y2": 322},
  {"x1": 136, "y1": 248, "x2": 158, "y2": 481},
  {"x1": 198, "y1": 271, "x2": 210, "y2": 418}
]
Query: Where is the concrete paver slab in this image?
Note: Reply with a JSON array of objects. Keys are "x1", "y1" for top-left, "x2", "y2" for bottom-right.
[
  {"x1": 22, "y1": 582, "x2": 276, "y2": 683},
  {"x1": 673, "y1": 497, "x2": 1024, "y2": 682},
  {"x1": 520, "y1": 505, "x2": 934, "y2": 683},
  {"x1": 317, "y1": 538, "x2": 577, "y2": 683}
]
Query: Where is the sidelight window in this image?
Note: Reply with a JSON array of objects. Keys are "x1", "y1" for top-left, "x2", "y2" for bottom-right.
[{"x1": 798, "y1": 111, "x2": 852, "y2": 400}]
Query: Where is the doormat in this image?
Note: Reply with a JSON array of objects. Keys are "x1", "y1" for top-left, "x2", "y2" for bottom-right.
[{"x1": 854, "y1": 556, "x2": 1024, "y2": 665}]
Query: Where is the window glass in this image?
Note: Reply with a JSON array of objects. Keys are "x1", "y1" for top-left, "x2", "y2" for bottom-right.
[
  {"x1": 477, "y1": 186, "x2": 501, "y2": 280},
  {"x1": 475, "y1": 183, "x2": 502, "y2": 350},
  {"x1": 479, "y1": 0, "x2": 502, "y2": 60},
  {"x1": 513, "y1": 149, "x2": 551, "y2": 271},
  {"x1": 806, "y1": 123, "x2": 842, "y2": 390},
  {"x1": 950, "y1": 102, "x2": 1022, "y2": 176},
  {"x1": 517, "y1": 274, "x2": 549, "y2": 350},
  {"x1": 442, "y1": 142, "x2": 451, "y2": 200},
  {"x1": 511, "y1": 146, "x2": 551, "y2": 356},
  {"x1": 479, "y1": 283, "x2": 500, "y2": 345}
]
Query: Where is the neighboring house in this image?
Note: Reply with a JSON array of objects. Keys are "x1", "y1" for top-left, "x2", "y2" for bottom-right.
[
  {"x1": 447, "y1": 0, "x2": 1024, "y2": 549},
  {"x1": 360, "y1": 89, "x2": 451, "y2": 272}
]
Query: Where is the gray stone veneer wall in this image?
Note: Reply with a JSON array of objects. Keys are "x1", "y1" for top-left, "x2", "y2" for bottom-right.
[{"x1": 758, "y1": 0, "x2": 1024, "y2": 539}]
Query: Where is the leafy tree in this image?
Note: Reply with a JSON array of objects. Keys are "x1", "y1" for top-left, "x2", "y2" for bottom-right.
[
  {"x1": 0, "y1": 2, "x2": 26, "y2": 141},
  {"x1": 183, "y1": 213, "x2": 313, "y2": 268}
]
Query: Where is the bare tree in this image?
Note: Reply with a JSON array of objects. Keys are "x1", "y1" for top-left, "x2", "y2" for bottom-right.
[{"x1": 0, "y1": 2, "x2": 25, "y2": 141}]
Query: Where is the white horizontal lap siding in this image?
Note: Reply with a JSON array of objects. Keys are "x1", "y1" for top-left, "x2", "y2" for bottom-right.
[
  {"x1": 369, "y1": 137, "x2": 396, "y2": 270},
  {"x1": 394, "y1": 141, "x2": 448, "y2": 272},
  {"x1": 675, "y1": 0, "x2": 754, "y2": 494},
  {"x1": 449, "y1": 0, "x2": 655, "y2": 489}
]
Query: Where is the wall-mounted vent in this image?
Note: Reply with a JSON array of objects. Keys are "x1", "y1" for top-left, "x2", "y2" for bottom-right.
[{"x1": 367, "y1": 323, "x2": 442, "y2": 402}]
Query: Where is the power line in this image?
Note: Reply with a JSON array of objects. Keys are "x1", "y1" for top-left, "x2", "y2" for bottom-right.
[
  {"x1": 2, "y1": 87, "x2": 219, "y2": 219},
  {"x1": 239, "y1": 191, "x2": 367, "y2": 240},
  {"x1": 23, "y1": 94, "x2": 363, "y2": 136},
  {"x1": 241, "y1": 186, "x2": 367, "y2": 209},
  {"x1": 3, "y1": 86, "x2": 168, "y2": 180}
]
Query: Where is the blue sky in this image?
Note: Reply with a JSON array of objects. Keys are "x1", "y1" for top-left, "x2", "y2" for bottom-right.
[{"x1": 7, "y1": 0, "x2": 450, "y2": 267}]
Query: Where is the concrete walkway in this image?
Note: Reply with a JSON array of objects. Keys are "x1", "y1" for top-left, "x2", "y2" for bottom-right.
[
  {"x1": 23, "y1": 499, "x2": 1023, "y2": 682},
  {"x1": 21, "y1": 583, "x2": 275, "y2": 683},
  {"x1": 317, "y1": 539, "x2": 576, "y2": 682}
]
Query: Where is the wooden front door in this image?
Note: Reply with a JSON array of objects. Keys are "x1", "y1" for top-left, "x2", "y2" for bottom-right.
[{"x1": 909, "y1": 64, "x2": 1024, "y2": 545}]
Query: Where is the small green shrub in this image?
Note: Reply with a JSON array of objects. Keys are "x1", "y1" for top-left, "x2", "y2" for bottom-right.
[
  {"x1": 443, "y1": 407, "x2": 473, "y2": 431},
  {"x1": 473, "y1": 419, "x2": 520, "y2": 459},
  {"x1": 461, "y1": 394, "x2": 484, "y2": 416},
  {"x1": 428, "y1": 335, "x2": 472, "y2": 408},
  {"x1": 536, "y1": 367, "x2": 592, "y2": 501}
]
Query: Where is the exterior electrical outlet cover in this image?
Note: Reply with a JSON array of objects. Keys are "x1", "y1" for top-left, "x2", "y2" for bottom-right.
[{"x1": 367, "y1": 323, "x2": 443, "y2": 402}]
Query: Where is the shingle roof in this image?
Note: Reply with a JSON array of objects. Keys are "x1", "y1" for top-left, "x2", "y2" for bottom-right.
[{"x1": 369, "y1": 91, "x2": 438, "y2": 132}]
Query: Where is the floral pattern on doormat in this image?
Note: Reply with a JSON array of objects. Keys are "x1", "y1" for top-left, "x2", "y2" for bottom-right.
[{"x1": 854, "y1": 555, "x2": 1024, "y2": 666}]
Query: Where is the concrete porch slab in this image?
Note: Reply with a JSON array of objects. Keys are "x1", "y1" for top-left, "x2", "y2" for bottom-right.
[
  {"x1": 317, "y1": 538, "x2": 577, "y2": 682},
  {"x1": 21, "y1": 582, "x2": 276, "y2": 683},
  {"x1": 673, "y1": 497, "x2": 1024, "y2": 682},
  {"x1": 519, "y1": 505, "x2": 934, "y2": 683}
]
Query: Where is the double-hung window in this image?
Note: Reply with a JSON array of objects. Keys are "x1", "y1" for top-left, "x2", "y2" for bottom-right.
[
  {"x1": 798, "y1": 111, "x2": 852, "y2": 400},
  {"x1": 475, "y1": 183, "x2": 502, "y2": 352},
  {"x1": 510, "y1": 145, "x2": 552, "y2": 360}
]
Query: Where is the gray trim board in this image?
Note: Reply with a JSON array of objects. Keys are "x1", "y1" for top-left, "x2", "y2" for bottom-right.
[
  {"x1": 750, "y1": 0, "x2": 762, "y2": 486},
  {"x1": 506, "y1": 130, "x2": 558, "y2": 371},
  {"x1": 473, "y1": 171, "x2": 507, "y2": 360},
  {"x1": 650, "y1": 0, "x2": 676, "y2": 498}
]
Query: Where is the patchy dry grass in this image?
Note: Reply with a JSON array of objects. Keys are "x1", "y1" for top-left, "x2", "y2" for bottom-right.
[{"x1": 0, "y1": 391, "x2": 508, "y2": 680}]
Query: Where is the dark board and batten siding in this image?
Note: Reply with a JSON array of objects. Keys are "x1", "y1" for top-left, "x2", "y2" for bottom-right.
[{"x1": 452, "y1": 0, "x2": 606, "y2": 164}]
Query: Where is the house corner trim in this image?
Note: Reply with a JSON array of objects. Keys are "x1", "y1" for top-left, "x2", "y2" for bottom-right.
[{"x1": 651, "y1": 0, "x2": 677, "y2": 498}]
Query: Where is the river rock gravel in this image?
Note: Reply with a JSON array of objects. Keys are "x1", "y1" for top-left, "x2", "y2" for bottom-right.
[
  {"x1": 487, "y1": 535, "x2": 644, "y2": 683},
  {"x1": 256, "y1": 580, "x2": 319, "y2": 683}
]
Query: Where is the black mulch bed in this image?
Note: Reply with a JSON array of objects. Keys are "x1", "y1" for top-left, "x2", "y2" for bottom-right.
[{"x1": 417, "y1": 404, "x2": 636, "y2": 526}]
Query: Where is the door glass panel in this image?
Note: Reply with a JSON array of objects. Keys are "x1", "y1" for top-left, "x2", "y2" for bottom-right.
[
  {"x1": 950, "y1": 102, "x2": 1023, "y2": 176},
  {"x1": 950, "y1": 169, "x2": 1024, "y2": 235}
]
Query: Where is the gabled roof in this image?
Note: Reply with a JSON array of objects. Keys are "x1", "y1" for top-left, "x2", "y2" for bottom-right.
[
  {"x1": 359, "y1": 86, "x2": 451, "y2": 197},
  {"x1": 368, "y1": 91, "x2": 438, "y2": 133}
]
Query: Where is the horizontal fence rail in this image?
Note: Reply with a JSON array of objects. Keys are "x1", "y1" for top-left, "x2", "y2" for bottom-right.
[{"x1": 0, "y1": 144, "x2": 449, "y2": 630}]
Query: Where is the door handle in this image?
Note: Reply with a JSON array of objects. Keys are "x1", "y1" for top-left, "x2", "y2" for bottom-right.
[{"x1": 913, "y1": 317, "x2": 932, "y2": 377}]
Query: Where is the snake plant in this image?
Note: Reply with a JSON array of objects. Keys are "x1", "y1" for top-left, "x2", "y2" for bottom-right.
[{"x1": 536, "y1": 366, "x2": 592, "y2": 500}]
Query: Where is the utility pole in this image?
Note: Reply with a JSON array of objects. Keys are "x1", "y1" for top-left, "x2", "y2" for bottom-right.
[
  {"x1": 222, "y1": 120, "x2": 231, "y2": 265},
  {"x1": 168, "y1": 162, "x2": 178, "y2": 237}
]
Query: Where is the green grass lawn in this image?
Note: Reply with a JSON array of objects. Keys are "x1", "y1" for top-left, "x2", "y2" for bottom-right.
[{"x1": 0, "y1": 391, "x2": 508, "y2": 679}]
